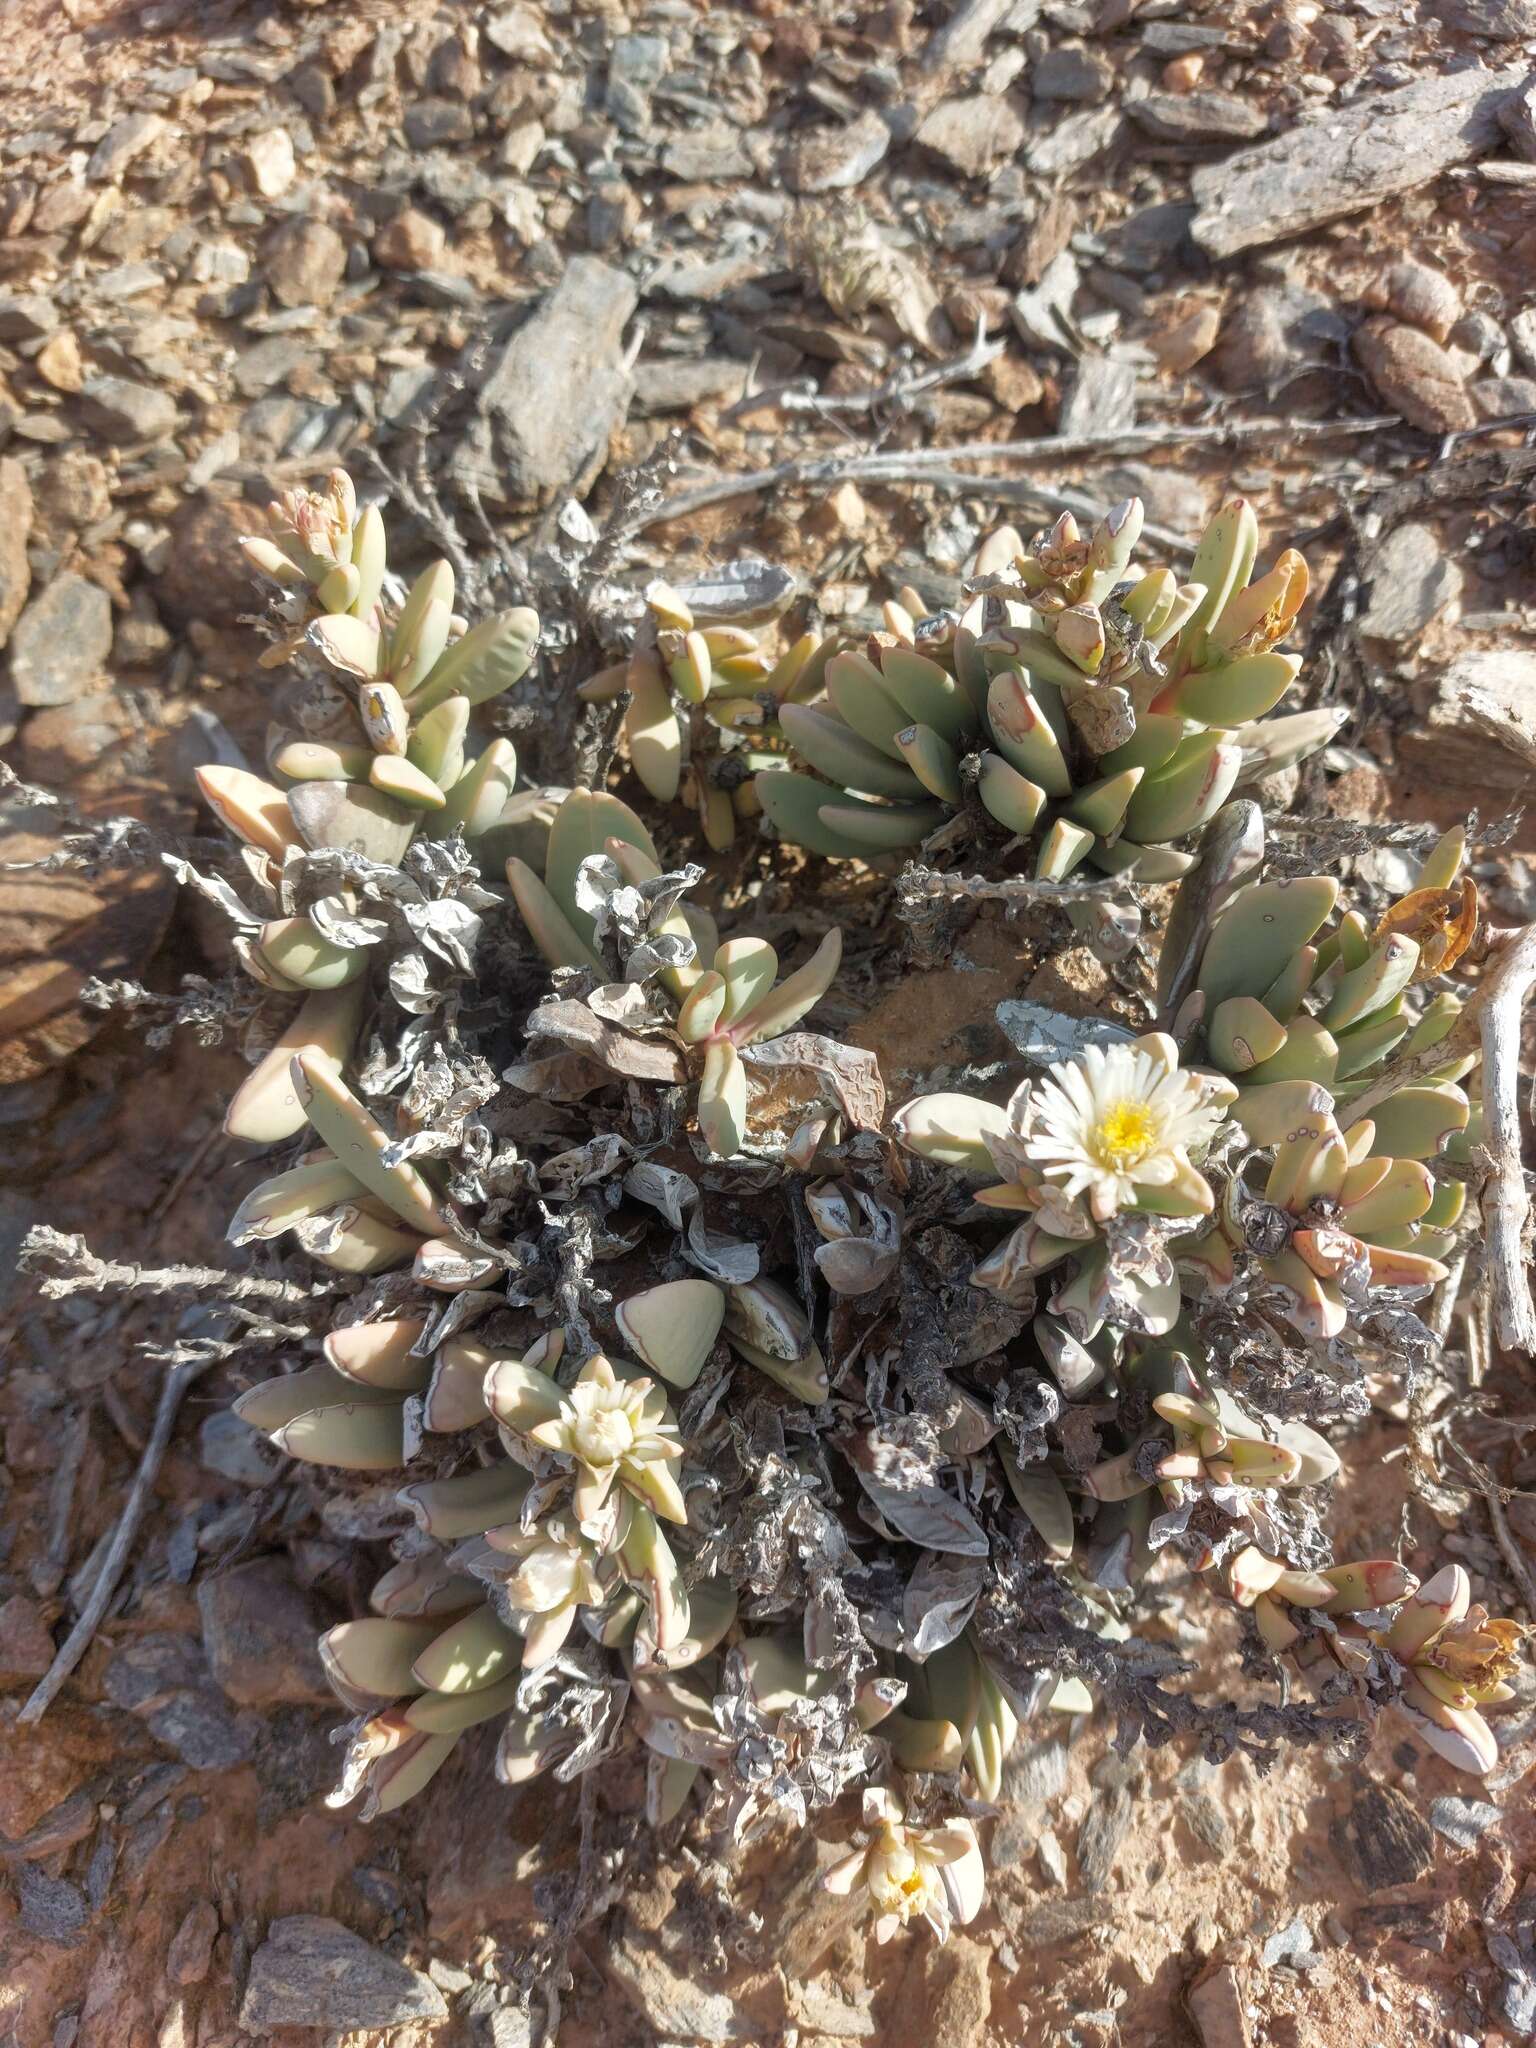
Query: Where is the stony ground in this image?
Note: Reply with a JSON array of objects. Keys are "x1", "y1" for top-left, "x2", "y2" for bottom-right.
[{"x1": 2, "y1": 1, "x2": 1536, "y2": 2046}]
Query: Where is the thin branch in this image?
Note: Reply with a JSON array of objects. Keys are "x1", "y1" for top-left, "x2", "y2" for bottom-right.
[
  {"x1": 770, "y1": 322, "x2": 1006, "y2": 420},
  {"x1": 19, "y1": 1226, "x2": 331, "y2": 1310},
  {"x1": 19, "y1": 1352, "x2": 214, "y2": 1725},
  {"x1": 619, "y1": 414, "x2": 1401, "y2": 541},
  {"x1": 1477, "y1": 921, "x2": 1536, "y2": 1355}
]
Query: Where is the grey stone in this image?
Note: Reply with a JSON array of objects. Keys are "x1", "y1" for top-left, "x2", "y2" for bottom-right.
[
  {"x1": 1128, "y1": 91, "x2": 1267, "y2": 143},
  {"x1": 1024, "y1": 105, "x2": 1120, "y2": 176},
  {"x1": 1475, "y1": 373, "x2": 1536, "y2": 420},
  {"x1": 239, "y1": 1916, "x2": 449, "y2": 2031},
  {"x1": 196, "y1": 1557, "x2": 329, "y2": 1707},
  {"x1": 1409, "y1": 650, "x2": 1536, "y2": 790},
  {"x1": 9, "y1": 574, "x2": 112, "y2": 706},
  {"x1": 240, "y1": 394, "x2": 324, "y2": 458},
  {"x1": 1428, "y1": 1795, "x2": 1502, "y2": 1848},
  {"x1": 186, "y1": 239, "x2": 251, "y2": 287},
  {"x1": 1357, "y1": 523, "x2": 1463, "y2": 640},
  {"x1": 1261, "y1": 1916, "x2": 1314, "y2": 1967},
  {"x1": 91, "y1": 262, "x2": 161, "y2": 301},
  {"x1": 87, "y1": 111, "x2": 165, "y2": 182},
  {"x1": 781, "y1": 109, "x2": 891, "y2": 193},
  {"x1": 662, "y1": 124, "x2": 753, "y2": 181},
  {"x1": 917, "y1": 93, "x2": 1026, "y2": 178},
  {"x1": 0, "y1": 456, "x2": 31, "y2": 650},
  {"x1": 1030, "y1": 47, "x2": 1112, "y2": 102},
  {"x1": 78, "y1": 374, "x2": 177, "y2": 442},
  {"x1": 232, "y1": 335, "x2": 314, "y2": 398},
  {"x1": 1192, "y1": 64, "x2": 1531, "y2": 259},
  {"x1": 1430, "y1": 0, "x2": 1536, "y2": 34},
  {"x1": 1059, "y1": 354, "x2": 1137, "y2": 437},
  {"x1": 609, "y1": 1930, "x2": 753, "y2": 2040},
  {"x1": 262, "y1": 217, "x2": 347, "y2": 309},
  {"x1": 483, "y1": 5, "x2": 555, "y2": 61},
  {"x1": 464, "y1": 256, "x2": 637, "y2": 507},
  {"x1": 0, "y1": 294, "x2": 58, "y2": 341},
  {"x1": 1003, "y1": 1736, "x2": 1069, "y2": 1804},
  {"x1": 633, "y1": 357, "x2": 748, "y2": 414},
  {"x1": 405, "y1": 98, "x2": 475, "y2": 147},
  {"x1": 1510, "y1": 307, "x2": 1536, "y2": 375},
  {"x1": 1213, "y1": 283, "x2": 1336, "y2": 392}
]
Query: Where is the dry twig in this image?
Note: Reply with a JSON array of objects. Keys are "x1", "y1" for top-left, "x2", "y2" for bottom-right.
[
  {"x1": 19, "y1": 1351, "x2": 214, "y2": 1725},
  {"x1": 622, "y1": 413, "x2": 1401, "y2": 540}
]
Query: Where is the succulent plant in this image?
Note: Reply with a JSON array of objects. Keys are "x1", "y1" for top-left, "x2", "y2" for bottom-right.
[
  {"x1": 894, "y1": 1031, "x2": 1236, "y2": 1334},
  {"x1": 508, "y1": 785, "x2": 847, "y2": 1159},
  {"x1": 132, "y1": 462, "x2": 1533, "y2": 1977},
  {"x1": 755, "y1": 497, "x2": 1326, "y2": 876},
  {"x1": 822, "y1": 1787, "x2": 985, "y2": 1944},
  {"x1": 578, "y1": 576, "x2": 818, "y2": 850}
]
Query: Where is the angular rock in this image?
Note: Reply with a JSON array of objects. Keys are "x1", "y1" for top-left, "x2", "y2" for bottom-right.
[
  {"x1": 917, "y1": 94, "x2": 1026, "y2": 178},
  {"x1": 1191, "y1": 65, "x2": 1531, "y2": 259},
  {"x1": 243, "y1": 129, "x2": 296, "y2": 200},
  {"x1": 1475, "y1": 373, "x2": 1536, "y2": 419},
  {"x1": 1330, "y1": 1782, "x2": 1435, "y2": 1890},
  {"x1": 167, "y1": 1901, "x2": 220, "y2": 1988},
  {"x1": 196, "y1": 1558, "x2": 330, "y2": 1707},
  {"x1": 1150, "y1": 299, "x2": 1221, "y2": 373},
  {"x1": 0, "y1": 457, "x2": 31, "y2": 650},
  {"x1": 1129, "y1": 92, "x2": 1266, "y2": 143},
  {"x1": 87, "y1": 112, "x2": 166, "y2": 183},
  {"x1": 262, "y1": 218, "x2": 347, "y2": 309},
  {"x1": 1031, "y1": 48, "x2": 1112, "y2": 102},
  {"x1": 465, "y1": 256, "x2": 637, "y2": 507},
  {"x1": 405, "y1": 98, "x2": 475, "y2": 148},
  {"x1": 9, "y1": 574, "x2": 112, "y2": 707},
  {"x1": 483, "y1": 4, "x2": 556, "y2": 61},
  {"x1": 17, "y1": 694, "x2": 132, "y2": 784},
  {"x1": 916, "y1": 1942, "x2": 992, "y2": 2048},
  {"x1": 1187, "y1": 1961, "x2": 1252, "y2": 2048},
  {"x1": 1357, "y1": 523, "x2": 1462, "y2": 640},
  {"x1": 662, "y1": 124, "x2": 753, "y2": 181},
  {"x1": 608, "y1": 1929, "x2": 753, "y2": 2041},
  {"x1": 0, "y1": 1593, "x2": 55, "y2": 1682},
  {"x1": 1408, "y1": 650, "x2": 1536, "y2": 790},
  {"x1": 239, "y1": 1916, "x2": 448, "y2": 2031},
  {"x1": 154, "y1": 496, "x2": 263, "y2": 626},
  {"x1": 1213, "y1": 283, "x2": 1336, "y2": 391},
  {"x1": 1059, "y1": 355, "x2": 1137, "y2": 437},
  {"x1": 1430, "y1": 0, "x2": 1536, "y2": 32},
  {"x1": 633, "y1": 358, "x2": 749, "y2": 415},
  {"x1": 374, "y1": 208, "x2": 448, "y2": 271},
  {"x1": 1353, "y1": 315, "x2": 1476, "y2": 433},
  {"x1": 0, "y1": 294, "x2": 58, "y2": 341},
  {"x1": 1428, "y1": 1794, "x2": 1502, "y2": 1849},
  {"x1": 79, "y1": 374, "x2": 178, "y2": 444},
  {"x1": 781, "y1": 109, "x2": 891, "y2": 193}
]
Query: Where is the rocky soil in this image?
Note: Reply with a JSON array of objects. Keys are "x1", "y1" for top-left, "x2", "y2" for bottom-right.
[{"x1": 2, "y1": 1, "x2": 1536, "y2": 2046}]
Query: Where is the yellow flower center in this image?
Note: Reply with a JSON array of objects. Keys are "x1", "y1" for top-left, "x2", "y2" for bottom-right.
[{"x1": 1091, "y1": 1099, "x2": 1160, "y2": 1169}]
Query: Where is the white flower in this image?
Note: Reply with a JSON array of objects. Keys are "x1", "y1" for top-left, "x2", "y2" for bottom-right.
[
  {"x1": 1020, "y1": 1033, "x2": 1228, "y2": 1224},
  {"x1": 822, "y1": 1788, "x2": 985, "y2": 1944},
  {"x1": 524, "y1": 1354, "x2": 687, "y2": 1531},
  {"x1": 485, "y1": 1516, "x2": 607, "y2": 1666}
]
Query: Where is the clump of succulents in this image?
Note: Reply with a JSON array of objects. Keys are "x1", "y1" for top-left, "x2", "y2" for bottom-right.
[
  {"x1": 752, "y1": 497, "x2": 1334, "y2": 877},
  {"x1": 577, "y1": 575, "x2": 818, "y2": 850},
  {"x1": 158, "y1": 466, "x2": 1529, "y2": 1992}
]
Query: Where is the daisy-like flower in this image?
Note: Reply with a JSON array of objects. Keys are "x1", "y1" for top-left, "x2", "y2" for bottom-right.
[
  {"x1": 486, "y1": 1349, "x2": 687, "y2": 1534},
  {"x1": 1020, "y1": 1033, "x2": 1230, "y2": 1225},
  {"x1": 823, "y1": 1788, "x2": 985, "y2": 1944},
  {"x1": 483, "y1": 1515, "x2": 607, "y2": 1666}
]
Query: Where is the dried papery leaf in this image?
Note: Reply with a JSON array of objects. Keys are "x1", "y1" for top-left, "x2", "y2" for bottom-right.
[{"x1": 846, "y1": 1430, "x2": 988, "y2": 1557}]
